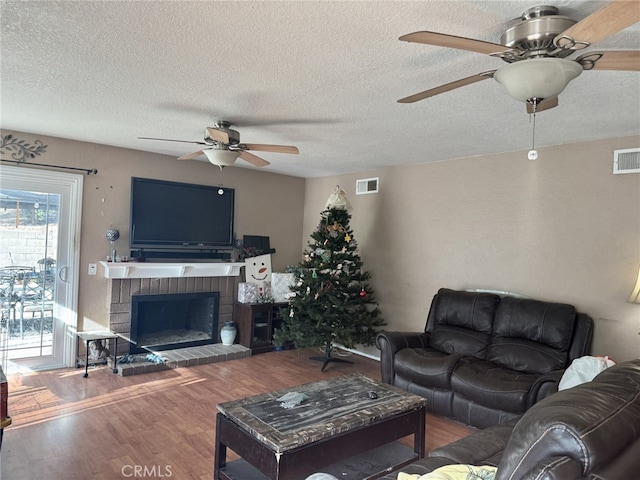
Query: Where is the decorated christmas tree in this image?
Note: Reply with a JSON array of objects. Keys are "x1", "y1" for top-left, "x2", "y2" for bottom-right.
[{"x1": 274, "y1": 187, "x2": 385, "y2": 371}]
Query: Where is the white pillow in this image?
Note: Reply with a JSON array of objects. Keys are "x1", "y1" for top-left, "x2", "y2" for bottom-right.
[{"x1": 559, "y1": 356, "x2": 616, "y2": 391}]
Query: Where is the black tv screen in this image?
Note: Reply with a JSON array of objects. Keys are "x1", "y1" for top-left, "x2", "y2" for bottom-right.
[{"x1": 130, "y1": 177, "x2": 235, "y2": 251}]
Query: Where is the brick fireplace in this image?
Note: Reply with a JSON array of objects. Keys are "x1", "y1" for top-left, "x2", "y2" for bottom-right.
[{"x1": 106, "y1": 275, "x2": 238, "y2": 357}]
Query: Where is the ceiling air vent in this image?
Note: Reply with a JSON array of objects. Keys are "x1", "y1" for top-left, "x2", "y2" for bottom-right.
[
  {"x1": 613, "y1": 148, "x2": 640, "y2": 174},
  {"x1": 356, "y1": 177, "x2": 379, "y2": 195}
]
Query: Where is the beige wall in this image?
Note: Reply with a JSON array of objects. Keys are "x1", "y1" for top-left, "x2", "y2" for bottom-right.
[
  {"x1": 304, "y1": 136, "x2": 640, "y2": 362},
  {"x1": 4, "y1": 131, "x2": 639, "y2": 362},
  {"x1": 1, "y1": 131, "x2": 305, "y2": 333}
]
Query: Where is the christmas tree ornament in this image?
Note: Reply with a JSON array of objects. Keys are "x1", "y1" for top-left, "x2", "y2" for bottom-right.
[
  {"x1": 312, "y1": 269, "x2": 318, "y2": 278},
  {"x1": 106, "y1": 227, "x2": 120, "y2": 261},
  {"x1": 325, "y1": 185, "x2": 352, "y2": 211},
  {"x1": 345, "y1": 233, "x2": 352, "y2": 242},
  {"x1": 289, "y1": 307, "x2": 294, "y2": 318},
  {"x1": 326, "y1": 221, "x2": 345, "y2": 235},
  {"x1": 359, "y1": 287, "x2": 367, "y2": 298}
]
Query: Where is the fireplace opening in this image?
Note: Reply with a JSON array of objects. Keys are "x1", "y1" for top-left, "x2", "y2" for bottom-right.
[{"x1": 130, "y1": 291, "x2": 219, "y2": 354}]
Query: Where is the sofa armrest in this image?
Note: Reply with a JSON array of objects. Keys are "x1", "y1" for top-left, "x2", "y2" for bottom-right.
[
  {"x1": 528, "y1": 370, "x2": 564, "y2": 406},
  {"x1": 376, "y1": 331, "x2": 430, "y2": 354},
  {"x1": 568, "y1": 313, "x2": 594, "y2": 361},
  {"x1": 375, "y1": 331, "x2": 430, "y2": 384},
  {"x1": 495, "y1": 456, "x2": 583, "y2": 480},
  {"x1": 497, "y1": 361, "x2": 640, "y2": 480}
]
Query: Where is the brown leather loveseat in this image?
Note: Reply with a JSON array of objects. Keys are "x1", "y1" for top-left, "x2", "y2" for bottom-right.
[
  {"x1": 380, "y1": 359, "x2": 640, "y2": 480},
  {"x1": 376, "y1": 288, "x2": 594, "y2": 428}
]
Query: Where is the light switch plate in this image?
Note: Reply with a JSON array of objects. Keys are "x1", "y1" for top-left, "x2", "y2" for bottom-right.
[{"x1": 88, "y1": 263, "x2": 97, "y2": 275}]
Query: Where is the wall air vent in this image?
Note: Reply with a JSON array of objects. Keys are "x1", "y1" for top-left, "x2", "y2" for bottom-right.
[
  {"x1": 356, "y1": 177, "x2": 379, "y2": 195},
  {"x1": 613, "y1": 148, "x2": 640, "y2": 174}
]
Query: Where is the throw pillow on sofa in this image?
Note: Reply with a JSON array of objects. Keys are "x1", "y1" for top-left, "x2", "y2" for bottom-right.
[
  {"x1": 558, "y1": 355, "x2": 616, "y2": 390},
  {"x1": 397, "y1": 464, "x2": 497, "y2": 480}
]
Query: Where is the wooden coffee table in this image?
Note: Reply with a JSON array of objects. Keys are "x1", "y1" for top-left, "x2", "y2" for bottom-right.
[{"x1": 214, "y1": 373, "x2": 426, "y2": 480}]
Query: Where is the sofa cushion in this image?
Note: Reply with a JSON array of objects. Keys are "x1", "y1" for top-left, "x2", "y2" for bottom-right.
[
  {"x1": 451, "y1": 359, "x2": 542, "y2": 413},
  {"x1": 430, "y1": 419, "x2": 517, "y2": 466},
  {"x1": 428, "y1": 289, "x2": 500, "y2": 358},
  {"x1": 395, "y1": 348, "x2": 462, "y2": 390},
  {"x1": 496, "y1": 360, "x2": 640, "y2": 480},
  {"x1": 487, "y1": 297, "x2": 576, "y2": 373}
]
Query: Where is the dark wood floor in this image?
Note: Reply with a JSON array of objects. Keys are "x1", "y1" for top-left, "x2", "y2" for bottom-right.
[{"x1": 2, "y1": 349, "x2": 473, "y2": 480}]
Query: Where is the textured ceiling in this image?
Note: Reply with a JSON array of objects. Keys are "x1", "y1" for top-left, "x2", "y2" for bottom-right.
[{"x1": 1, "y1": 1, "x2": 639, "y2": 178}]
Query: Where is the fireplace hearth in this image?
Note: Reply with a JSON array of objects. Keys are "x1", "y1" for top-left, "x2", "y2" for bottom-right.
[{"x1": 130, "y1": 291, "x2": 220, "y2": 354}]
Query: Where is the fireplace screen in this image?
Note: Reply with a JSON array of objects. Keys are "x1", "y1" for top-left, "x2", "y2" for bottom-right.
[{"x1": 130, "y1": 291, "x2": 219, "y2": 354}]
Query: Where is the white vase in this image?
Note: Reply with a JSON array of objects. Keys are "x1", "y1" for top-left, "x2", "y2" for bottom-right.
[{"x1": 220, "y1": 321, "x2": 237, "y2": 346}]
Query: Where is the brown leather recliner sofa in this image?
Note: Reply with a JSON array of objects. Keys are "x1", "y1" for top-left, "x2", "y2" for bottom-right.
[
  {"x1": 376, "y1": 288, "x2": 594, "y2": 428},
  {"x1": 380, "y1": 359, "x2": 640, "y2": 480}
]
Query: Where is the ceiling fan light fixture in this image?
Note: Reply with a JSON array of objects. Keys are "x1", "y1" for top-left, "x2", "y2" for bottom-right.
[
  {"x1": 203, "y1": 149, "x2": 239, "y2": 167},
  {"x1": 494, "y1": 58, "x2": 583, "y2": 102}
]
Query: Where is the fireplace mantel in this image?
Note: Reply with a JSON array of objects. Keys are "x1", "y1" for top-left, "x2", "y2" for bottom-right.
[{"x1": 100, "y1": 261, "x2": 245, "y2": 279}]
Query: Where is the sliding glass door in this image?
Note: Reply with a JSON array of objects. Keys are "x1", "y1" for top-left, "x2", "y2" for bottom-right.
[{"x1": 0, "y1": 165, "x2": 82, "y2": 372}]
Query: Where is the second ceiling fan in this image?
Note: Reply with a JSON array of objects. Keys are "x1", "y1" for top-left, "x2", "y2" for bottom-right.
[
  {"x1": 140, "y1": 121, "x2": 299, "y2": 168},
  {"x1": 399, "y1": 1, "x2": 640, "y2": 113}
]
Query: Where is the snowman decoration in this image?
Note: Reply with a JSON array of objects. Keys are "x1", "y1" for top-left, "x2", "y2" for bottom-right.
[{"x1": 244, "y1": 254, "x2": 273, "y2": 301}]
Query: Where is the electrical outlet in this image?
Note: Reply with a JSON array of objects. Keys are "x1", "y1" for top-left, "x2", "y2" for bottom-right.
[{"x1": 88, "y1": 263, "x2": 97, "y2": 275}]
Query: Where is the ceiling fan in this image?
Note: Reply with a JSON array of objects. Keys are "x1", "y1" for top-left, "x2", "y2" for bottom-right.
[
  {"x1": 399, "y1": 1, "x2": 640, "y2": 113},
  {"x1": 139, "y1": 121, "x2": 299, "y2": 168}
]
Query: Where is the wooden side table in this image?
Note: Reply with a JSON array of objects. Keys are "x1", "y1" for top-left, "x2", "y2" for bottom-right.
[
  {"x1": 233, "y1": 302, "x2": 288, "y2": 354},
  {"x1": 76, "y1": 331, "x2": 119, "y2": 377}
]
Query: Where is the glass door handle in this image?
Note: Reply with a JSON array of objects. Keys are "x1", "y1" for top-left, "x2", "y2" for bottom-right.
[{"x1": 58, "y1": 266, "x2": 69, "y2": 282}]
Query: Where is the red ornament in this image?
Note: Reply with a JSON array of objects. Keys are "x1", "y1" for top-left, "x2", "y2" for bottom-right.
[{"x1": 359, "y1": 289, "x2": 367, "y2": 298}]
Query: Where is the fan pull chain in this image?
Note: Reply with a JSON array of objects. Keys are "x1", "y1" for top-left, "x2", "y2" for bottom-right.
[
  {"x1": 528, "y1": 104, "x2": 538, "y2": 161},
  {"x1": 217, "y1": 166, "x2": 225, "y2": 195}
]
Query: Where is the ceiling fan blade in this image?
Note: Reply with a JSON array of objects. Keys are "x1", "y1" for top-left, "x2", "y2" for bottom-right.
[
  {"x1": 178, "y1": 150, "x2": 205, "y2": 161},
  {"x1": 400, "y1": 31, "x2": 509, "y2": 55},
  {"x1": 555, "y1": 0, "x2": 640, "y2": 49},
  {"x1": 206, "y1": 127, "x2": 230, "y2": 143},
  {"x1": 138, "y1": 137, "x2": 207, "y2": 145},
  {"x1": 240, "y1": 143, "x2": 299, "y2": 154},
  {"x1": 578, "y1": 50, "x2": 640, "y2": 71},
  {"x1": 526, "y1": 97, "x2": 559, "y2": 114},
  {"x1": 238, "y1": 151, "x2": 270, "y2": 167},
  {"x1": 398, "y1": 71, "x2": 496, "y2": 103}
]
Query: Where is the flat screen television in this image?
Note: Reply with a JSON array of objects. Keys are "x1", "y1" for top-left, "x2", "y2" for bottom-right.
[{"x1": 130, "y1": 177, "x2": 235, "y2": 256}]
